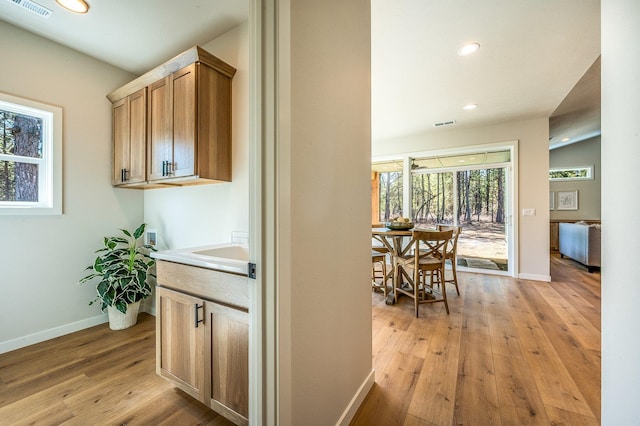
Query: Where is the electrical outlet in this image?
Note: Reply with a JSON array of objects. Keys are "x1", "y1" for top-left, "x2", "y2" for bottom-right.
[{"x1": 522, "y1": 208, "x2": 536, "y2": 216}]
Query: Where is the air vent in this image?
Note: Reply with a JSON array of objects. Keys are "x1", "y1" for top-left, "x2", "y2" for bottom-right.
[
  {"x1": 433, "y1": 120, "x2": 456, "y2": 128},
  {"x1": 8, "y1": 0, "x2": 52, "y2": 18}
]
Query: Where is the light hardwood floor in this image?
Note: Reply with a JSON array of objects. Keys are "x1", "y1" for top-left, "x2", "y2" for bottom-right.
[
  {"x1": 0, "y1": 254, "x2": 599, "y2": 425},
  {"x1": 0, "y1": 314, "x2": 234, "y2": 425},
  {"x1": 352, "y1": 253, "x2": 601, "y2": 425}
]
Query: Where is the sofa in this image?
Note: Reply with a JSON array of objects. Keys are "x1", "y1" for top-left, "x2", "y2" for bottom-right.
[{"x1": 558, "y1": 222, "x2": 601, "y2": 272}]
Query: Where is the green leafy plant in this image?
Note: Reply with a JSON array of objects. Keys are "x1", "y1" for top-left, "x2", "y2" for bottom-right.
[{"x1": 79, "y1": 223, "x2": 157, "y2": 314}]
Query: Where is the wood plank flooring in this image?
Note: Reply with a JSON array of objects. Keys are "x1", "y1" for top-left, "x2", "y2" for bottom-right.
[
  {"x1": 0, "y1": 253, "x2": 600, "y2": 425},
  {"x1": 351, "y1": 253, "x2": 601, "y2": 425},
  {"x1": 0, "y1": 314, "x2": 234, "y2": 426}
]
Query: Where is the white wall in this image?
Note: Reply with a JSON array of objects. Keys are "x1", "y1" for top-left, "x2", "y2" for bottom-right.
[
  {"x1": 143, "y1": 22, "x2": 249, "y2": 250},
  {"x1": 0, "y1": 21, "x2": 142, "y2": 352},
  {"x1": 550, "y1": 136, "x2": 601, "y2": 220},
  {"x1": 274, "y1": 1, "x2": 373, "y2": 424},
  {"x1": 373, "y1": 118, "x2": 550, "y2": 280},
  {"x1": 601, "y1": 0, "x2": 640, "y2": 422}
]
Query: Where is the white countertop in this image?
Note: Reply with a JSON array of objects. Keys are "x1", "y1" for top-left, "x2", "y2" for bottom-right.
[{"x1": 151, "y1": 243, "x2": 249, "y2": 276}]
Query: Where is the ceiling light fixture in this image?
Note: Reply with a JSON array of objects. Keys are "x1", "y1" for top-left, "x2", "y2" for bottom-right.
[
  {"x1": 457, "y1": 42, "x2": 480, "y2": 56},
  {"x1": 463, "y1": 103, "x2": 478, "y2": 110},
  {"x1": 561, "y1": 137, "x2": 571, "y2": 142},
  {"x1": 55, "y1": 0, "x2": 89, "y2": 14}
]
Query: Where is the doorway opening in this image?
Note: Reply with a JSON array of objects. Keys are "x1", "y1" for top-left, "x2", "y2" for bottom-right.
[{"x1": 372, "y1": 144, "x2": 516, "y2": 276}]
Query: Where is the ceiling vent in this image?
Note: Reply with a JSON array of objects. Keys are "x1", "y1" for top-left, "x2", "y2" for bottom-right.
[
  {"x1": 8, "y1": 0, "x2": 52, "y2": 18},
  {"x1": 433, "y1": 120, "x2": 456, "y2": 128}
]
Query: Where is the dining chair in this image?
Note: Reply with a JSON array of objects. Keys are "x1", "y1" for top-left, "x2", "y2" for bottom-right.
[
  {"x1": 371, "y1": 251, "x2": 389, "y2": 297},
  {"x1": 371, "y1": 223, "x2": 390, "y2": 297},
  {"x1": 372, "y1": 223, "x2": 388, "y2": 253},
  {"x1": 437, "y1": 224, "x2": 462, "y2": 296},
  {"x1": 395, "y1": 229, "x2": 453, "y2": 317}
]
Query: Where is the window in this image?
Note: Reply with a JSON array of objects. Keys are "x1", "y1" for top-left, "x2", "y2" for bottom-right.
[
  {"x1": 410, "y1": 150, "x2": 510, "y2": 227},
  {"x1": 549, "y1": 166, "x2": 593, "y2": 181},
  {"x1": 372, "y1": 145, "x2": 516, "y2": 275},
  {"x1": 0, "y1": 92, "x2": 61, "y2": 215},
  {"x1": 372, "y1": 160, "x2": 403, "y2": 223},
  {"x1": 411, "y1": 171, "x2": 454, "y2": 226}
]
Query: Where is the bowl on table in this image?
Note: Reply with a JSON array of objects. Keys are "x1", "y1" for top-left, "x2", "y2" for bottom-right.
[{"x1": 385, "y1": 221, "x2": 414, "y2": 230}]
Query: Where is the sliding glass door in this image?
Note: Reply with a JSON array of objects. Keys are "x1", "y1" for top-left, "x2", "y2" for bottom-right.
[
  {"x1": 410, "y1": 150, "x2": 512, "y2": 274},
  {"x1": 372, "y1": 147, "x2": 515, "y2": 275}
]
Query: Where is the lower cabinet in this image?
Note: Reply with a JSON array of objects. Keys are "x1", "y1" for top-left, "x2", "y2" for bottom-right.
[
  {"x1": 156, "y1": 285, "x2": 249, "y2": 425},
  {"x1": 206, "y1": 300, "x2": 249, "y2": 421}
]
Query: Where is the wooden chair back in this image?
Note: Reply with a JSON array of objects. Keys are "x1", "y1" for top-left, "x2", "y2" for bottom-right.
[
  {"x1": 393, "y1": 229, "x2": 454, "y2": 317},
  {"x1": 412, "y1": 229, "x2": 453, "y2": 271},
  {"x1": 437, "y1": 225, "x2": 461, "y2": 259}
]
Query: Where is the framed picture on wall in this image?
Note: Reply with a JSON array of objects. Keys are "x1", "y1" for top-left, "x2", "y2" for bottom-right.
[
  {"x1": 557, "y1": 190, "x2": 578, "y2": 210},
  {"x1": 550, "y1": 191, "x2": 555, "y2": 210}
]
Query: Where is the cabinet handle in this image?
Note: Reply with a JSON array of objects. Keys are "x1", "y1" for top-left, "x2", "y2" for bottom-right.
[
  {"x1": 122, "y1": 169, "x2": 128, "y2": 182},
  {"x1": 194, "y1": 303, "x2": 204, "y2": 328},
  {"x1": 168, "y1": 161, "x2": 175, "y2": 175},
  {"x1": 162, "y1": 160, "x2": 167, "y2": 176},
  {"x1": 121, "y1": 168, "x2": 125, "y2": 182}
]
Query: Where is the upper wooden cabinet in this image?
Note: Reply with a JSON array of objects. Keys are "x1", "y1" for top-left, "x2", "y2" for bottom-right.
[
  {"x1": 112, "y1": 88, "x2": 146, "y2": 186},
  {"x1": 108, "y1": 46, "x2": 236, "y2": 188}
]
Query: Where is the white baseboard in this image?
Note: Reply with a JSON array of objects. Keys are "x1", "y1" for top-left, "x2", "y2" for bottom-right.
[
  {"x1": 336, "y1": 369, "x2": 376, "y2": 426},
  {"x1": 518, "y1": 273, "x2": 551, "y2": 282},
  {"x1": 0, "y1": 313, "x2": 108, "y2": 355}
]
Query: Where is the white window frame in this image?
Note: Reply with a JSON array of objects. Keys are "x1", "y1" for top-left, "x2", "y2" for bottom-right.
[{"x1": 0, "y1": 92, "x2": 62, "y2": 215}]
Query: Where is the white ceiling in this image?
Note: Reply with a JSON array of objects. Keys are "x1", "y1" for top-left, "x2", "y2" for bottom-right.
[
  {"x1": 0, "y1": 0, "x2": 600, "y2": 149},
  {"x1": 371, "y1": 0, "x2": 600, "y2": 148},
  {"x1": 0, "y1": 0, "x2": 249, "y2": 74}
]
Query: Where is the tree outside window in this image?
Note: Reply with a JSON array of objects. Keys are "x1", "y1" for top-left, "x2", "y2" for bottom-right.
[
  {"x1": 372, "y1": 160, "x2": 403, "y2": 223},
  {"x1": 0, "y1": 111, "x2": 43, "y2": 202},
  {"x1": 0, "y1": 92, "x2": 61, "y2": 215}
]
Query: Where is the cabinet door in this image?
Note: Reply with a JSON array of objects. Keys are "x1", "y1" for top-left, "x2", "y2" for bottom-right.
[
  {"x1": 205, "y1": 301, "x2": 249, "y2": 425},
  {"x1": 148, "y1": 76, "x2": 173, "y2": 181},
  {"x1": 113, "y1": 89, "x2": 146, "y2": 186},
  {"x1": 171, "y1": 64, "x2": 196, "y2": 178},
  {"x1": 112, "y1": 97, "x2": 129, "y2": 185},
  {"x1": 127, "y1": 89, "x2": 146, "y2": 183},
  {"x1": 156, "y1": 287, "x2": 206, "y2": 402}
]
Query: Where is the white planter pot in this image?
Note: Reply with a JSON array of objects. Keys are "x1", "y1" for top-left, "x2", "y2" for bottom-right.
[{"x1": 107, "y1": 301, "x2": 141, "y2": 330}]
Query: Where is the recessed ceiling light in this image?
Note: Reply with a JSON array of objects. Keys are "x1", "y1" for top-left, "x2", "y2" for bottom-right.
[
  {"x1": 463, "y1": 103, "x2": 477, "y2": 110},
  {"x1": 457, "y1": 42, "x2": 480, "y2": 56},
  {"x1": 55, "y1": 0, "x2": 89, "y2": 14},
  {"x1": 561, "y1": 137, "x2": 571, "y2": 142}
]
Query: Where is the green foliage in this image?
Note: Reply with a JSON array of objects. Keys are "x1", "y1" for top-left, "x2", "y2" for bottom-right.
[
  {"x1": 379, "y1": 171, "x2": 403, "y2": 221},
  {"x1": 549, "y1": 169, "x2": 588, "y2": 179},
  {"x1": 378, "y1": 167, "x2": 506, "y2": 226},
  {"x1": 79, "y1": 224, "x2": 157, "y2": 314},
  {"x1": 410, "y1": 168, "x2": 505, "y2": 225}
]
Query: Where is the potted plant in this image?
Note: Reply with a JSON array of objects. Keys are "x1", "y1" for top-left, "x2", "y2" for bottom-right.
[{"x1": 79, "y1": 223, "x2": 156, "y2": 330}]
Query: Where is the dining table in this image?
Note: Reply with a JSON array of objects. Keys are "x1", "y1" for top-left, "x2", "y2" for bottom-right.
[{"x1": 372, "y1": 227, "x2": 416, "y2": 304}]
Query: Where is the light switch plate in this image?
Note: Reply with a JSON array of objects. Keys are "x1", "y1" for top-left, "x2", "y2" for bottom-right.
[{"x1": 522, "y1": 208, "x2": 536, "y2": 216}]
